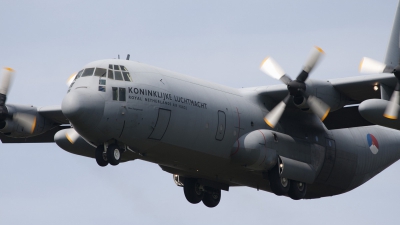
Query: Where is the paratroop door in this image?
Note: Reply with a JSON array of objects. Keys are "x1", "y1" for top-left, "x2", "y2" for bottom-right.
[
  {"x1": 148, "y1": 108, "x2": 171, "y2": 140},
  {"x1": 215, "y1": 110, "x2": 226, "y2": 141},
  {"x1": 316, "y1": 138, "x2": 336, "y2": 182}
]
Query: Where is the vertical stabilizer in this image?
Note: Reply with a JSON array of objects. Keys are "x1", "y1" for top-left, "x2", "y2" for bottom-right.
[{"x1": 385, "y1": 1, "x2": 400, "y2": 66}]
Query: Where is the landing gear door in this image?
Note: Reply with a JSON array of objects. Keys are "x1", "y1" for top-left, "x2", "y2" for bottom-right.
[
  {"x1": 215, "y1": 110, "x2": 226, "y2": 141},
  {"x1": 148, "y1": 108, "x2": 171, "y2": 140}
]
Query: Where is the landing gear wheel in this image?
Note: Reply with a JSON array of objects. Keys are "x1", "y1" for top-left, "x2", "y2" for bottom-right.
[
  {"x1": 268, "y1": 164, "x2": 290, "y2": 196},
  {"x1": 288, "y1": 181, "x2": 307, "y2": 200},
  {"x1": 202, "y1": 188, "x2": 221, "y2": 208},
  {"x1": 107, "y1": 145, "x2": 121, "y2": 166},
  {"x1": 95, "y1": 145, "x2": 108, "y2": 167},
  {"x1": 183, "y1": 178, "x2": 203, "y2": 204}
]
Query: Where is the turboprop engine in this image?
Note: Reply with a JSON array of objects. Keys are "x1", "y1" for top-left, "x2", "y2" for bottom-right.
[
  {"x1": 359, "y1": 99, "x2": 400, "y2": 130},
  {"x1": 231, "y1": 130, "x2": 317, "y2": 184},
  {"x1": 0, "y1": 104, "x2": 55, "y2": 137},
  {"x1": 54, "y1": 128, "x2": 96, "y2": 158}
]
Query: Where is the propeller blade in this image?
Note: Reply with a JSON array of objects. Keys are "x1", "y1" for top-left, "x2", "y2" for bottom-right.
[
  {"x1": 0, "y1": 67, "x2": 15, "y2": 96},
  {"x1": 383, "y1": 91, "x2": 399, "y2": 119},
  {"x1": 296, "y1": 46, "x2": 325, "y2": 82},
  {"x1": 359, "y1": 57, "x2": 393, "y2": 74},
  {"x1": 65, "y1": 128, "x2": 80, "y2": 144},
  {"x1": 13, "y1": 113, "x2": 36, "y2": 134},
  {"x1": 66, "y1": 72, "x2": 77, "y2": 86},
  {"x1": 260, "y1": 57, "x2": 287, "y2": 80},
  {"x1": 307, "y1": 95, "x2": 330, "y2": 121},
  {"x1": 264, "y1": 95, "x2": 290, "y2": 128}
]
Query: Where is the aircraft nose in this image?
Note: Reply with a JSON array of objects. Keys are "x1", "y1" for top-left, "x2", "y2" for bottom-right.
[{"x1": 62, "y1": 88, "x2": 105, "y2": 128}]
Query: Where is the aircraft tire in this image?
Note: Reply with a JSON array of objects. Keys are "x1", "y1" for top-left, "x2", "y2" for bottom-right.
[
  {"x1": 288, "y1": 181, "x2": 307, "y2": 200},
  {"x1": 95, "y1": 145, "x2": 108, "y2": 167},
  {"x1": 107, "y1": 145, "x2": 121, "y2": 166},
  {"x1": 202, "y1": 188, "x2": 221, "y2": 208},
  {"x1": 183, "y1": 178, "x2": 203, "y2": 204},
  {"x1": 268, "y1": 165, "x2": 290, "y2": 196}
]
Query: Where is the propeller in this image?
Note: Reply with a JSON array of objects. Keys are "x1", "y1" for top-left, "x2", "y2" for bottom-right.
[
  {"x1": 66, "y1": 72, "x2": 77, "y2": 86},
  {"x1": 260, "y1": 46, "x2": 330, "y2": 128},
  {"x1": 65, "y1": 128, "x2": 80, "y2": 144},
  {"x1": 0, "y1": 68, "x2": 37, "y2": 134},
  {"x1": 359, "y1": 57, "x2": 400, "y2": 119}
]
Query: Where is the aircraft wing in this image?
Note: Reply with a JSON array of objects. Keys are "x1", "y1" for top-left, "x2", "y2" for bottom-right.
[
  {"x1": 0, "y1": 105, "x2": 69, "y2": 143},
  {"x1": 38, "y1": 105, "x2": 69, "y2": 124},
  {"x1": 328, "y1": 73, "x2": 395, "y2": 102},
  {"x1": 253, "y1": 74, "x2": 396, "y2": 129}
]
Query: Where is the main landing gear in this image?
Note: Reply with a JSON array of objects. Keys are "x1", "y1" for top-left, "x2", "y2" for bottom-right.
[
  {"x1": 268, "y1": 164, "x2": 307, "y2": 200},
  {"x1": 95, "y1": 144, "x2": 123, "y2": 167},
  {"x1": 183, "y1": 178, "x2": 222, "y2": 208}
]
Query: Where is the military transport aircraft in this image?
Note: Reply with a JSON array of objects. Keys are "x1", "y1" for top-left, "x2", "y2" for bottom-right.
[{"x1": 2, "y1": 4, "x2": 400, "y2": 209}]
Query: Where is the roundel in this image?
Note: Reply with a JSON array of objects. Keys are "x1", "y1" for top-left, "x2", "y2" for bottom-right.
[{"x1": 366, "y1": 134, "x2": 379, "y2": 154}]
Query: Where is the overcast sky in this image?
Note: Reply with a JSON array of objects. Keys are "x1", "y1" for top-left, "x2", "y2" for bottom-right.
[{"x1": 0, "y1": 0, "x2": 399, "y2": 224}]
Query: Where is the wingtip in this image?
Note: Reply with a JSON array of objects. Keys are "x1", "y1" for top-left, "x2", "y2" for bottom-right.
[
  {"x1": 321, "y1": 108, "x2": 330, "y2": 121},
  {"x1": 359, "y1": 58, "x2": 365, "y2": 72},
  {"x1": 66, "y1": 133, "x2": 74, "y2": 144},
  {"x1": 315, "y1": 46, "x2": 325, "y2": 54},
  {"x1": 29, "y1": 117, "x2": 37, "y2": 134},
  {"x1": 260, "y1": 57, "x2": 270, "y2": 68},
  {"x1": 383, "y1": 114, "x2": 397, "y2": 120},
  {"x1": 264, "y1": 118, "x2": 275, "y2": 128}
]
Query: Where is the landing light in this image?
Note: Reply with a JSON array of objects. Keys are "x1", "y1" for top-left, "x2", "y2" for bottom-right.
[{"x1": 373, "y1": 85, "x2": 379, "y2": 91}]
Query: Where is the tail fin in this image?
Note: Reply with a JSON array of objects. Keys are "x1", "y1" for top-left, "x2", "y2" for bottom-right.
[{"x1": 385, "y1": 1, "x2": 400, "y2": 67}]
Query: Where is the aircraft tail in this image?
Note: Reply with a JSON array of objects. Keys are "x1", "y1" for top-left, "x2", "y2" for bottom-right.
[{"x1": 385, "y1": 1, "x2": 400, "y2": 67}]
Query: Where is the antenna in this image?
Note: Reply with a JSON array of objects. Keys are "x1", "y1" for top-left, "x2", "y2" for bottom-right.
[
  {"x1": 118, "y1": 55, "x2": 120, "y2": 59},
  {"x1": 126, "y1": 54, "x2": 130, "y2": 60}
]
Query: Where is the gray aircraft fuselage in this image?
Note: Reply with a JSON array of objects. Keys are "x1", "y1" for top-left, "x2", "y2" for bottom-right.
[{"x1": 61, "y1": 59, "x2": 400, "y2": 199}]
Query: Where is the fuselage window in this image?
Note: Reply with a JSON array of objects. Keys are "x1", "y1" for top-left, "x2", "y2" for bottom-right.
[
  {"x1": 122, "y1": 72, "x2": 132, "y2": 81},
  {"x1": 75, "y1": 70, "x2": 84, "y2": 80},
  {"x1": 99, "y1": 79, "x2": 106, "y2": 85},
  {"x1": 81, "y1": 68, "x2": 95, "y2": 77},
  {"x1": 119, "y1": 88, "x2": 126, "y2": 101},
  {"x1": 107, "y1": 65, "x2": 132, "y2": 82},
  {"x1": 94, "y1": 68, "x2": 107, "y2": 77},
  {"x1": 108, "y1": 70, "x2": 114, "y2": 79},
  {"x1": 98, "y1": 86, "x2": 106, "y2": 92},
  {"x1": 112, "y1": 87, "x2": 118, "y2": 100},
  {"x1": 114, "y1": 71, "x2": 123, "y2": 80}
]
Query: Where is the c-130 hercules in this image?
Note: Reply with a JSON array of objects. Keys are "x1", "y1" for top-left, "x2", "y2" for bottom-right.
[{"x1": 1, "y1": 3, "x2": 400, "y2": 208}]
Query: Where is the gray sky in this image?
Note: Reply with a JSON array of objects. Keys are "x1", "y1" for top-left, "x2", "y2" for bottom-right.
[{"x1": 0, "y1": 0, "x2": 399, "y2": 224}]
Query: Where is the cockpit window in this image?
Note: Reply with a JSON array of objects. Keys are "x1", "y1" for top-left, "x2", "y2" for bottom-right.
[
  {"x1": 74, "y1": 70, "x2": 84, "y2": 81},
  {"x1": 94, "y1": 68, "x2": 107, "y2": 77},
  {"x1": 108, "y1": 69, "x2": 114, "y2": 79},
  {"x1": 81, "y1": 68, "x2": 95, "y2": 77},
  {"x1": 122, "y1": 72, "x2": 132, "y2": 81},
  {"x1": 114, "y1": 71, "x2": 123, "y2": 80},
  {"x1": 108, "y1": 64, "x2": 132, "y2": 82}
]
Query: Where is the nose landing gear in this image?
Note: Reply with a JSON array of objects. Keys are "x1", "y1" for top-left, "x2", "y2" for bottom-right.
[{"x1": 95, "y1": 143, "x2": 123, "y2": 167}]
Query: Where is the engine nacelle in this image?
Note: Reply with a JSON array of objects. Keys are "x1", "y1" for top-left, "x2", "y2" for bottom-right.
[
  {"x1": 231, "y1": 130, "x2": 278, "y2": 171},
  {"x1": 359, "y1": 99, "x2": 400, "y2": 130},
  {"x1": 279, "y1": 156, "x2": 316, "y2": 184},
  {"x1": 0, "y1": 104, "x2": 55, "y2": 137},
  {"x1": 54, "y1": 128, "x2": 96, "y2": 158}
]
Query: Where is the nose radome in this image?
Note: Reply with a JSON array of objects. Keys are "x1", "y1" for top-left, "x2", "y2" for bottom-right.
[{"x1": 62, "y1": 89, "x2": 105, "y2": 127}]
